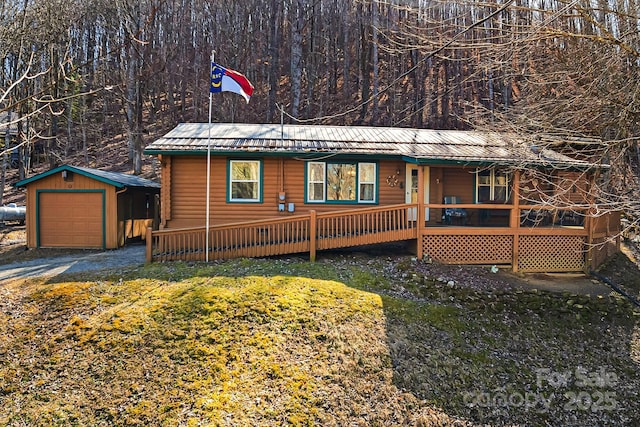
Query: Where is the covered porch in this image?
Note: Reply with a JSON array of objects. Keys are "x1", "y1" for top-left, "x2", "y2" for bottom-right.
[{"x1": 407, "y1": 166, "x2": 619, "y2": 272}]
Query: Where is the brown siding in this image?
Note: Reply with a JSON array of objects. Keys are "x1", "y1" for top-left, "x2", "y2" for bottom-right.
[
  {"x1": 440, "y1": 167, "x2": 475, "y2": 204},
  {"x1": 429, "y1": 167, "x2": 444, "y2": 205},
  {"x1": 379, "y1": 162, "x2": 407, "y2": 205},
  {"x1": 519, "y1": 170, "x2": 591, "y2": 204},
  {"x1": 555, "y1": 171, "x2": 590, "y2": 204},
  {"x1": 426, "y1": 166, "x2": 476, "y2": 225},
  {"x1": 24, "y1": 172, "x2": 118, "y2": 248},
  {"x1": 165, "y1": 156, "x2": 408, "y2": 228}
]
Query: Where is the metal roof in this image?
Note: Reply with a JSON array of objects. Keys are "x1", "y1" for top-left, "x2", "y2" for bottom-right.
[
  {"x1": 15, "y1": 165, "x2": 160, "y2": 189},
  {"x1": 144, "y1": 123, "x2": 601, "y2": 168}
]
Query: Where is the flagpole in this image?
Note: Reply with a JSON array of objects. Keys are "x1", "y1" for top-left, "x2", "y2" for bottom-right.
[{"x1": 206, "y1": 50, "x2": 215, "y2": 262}]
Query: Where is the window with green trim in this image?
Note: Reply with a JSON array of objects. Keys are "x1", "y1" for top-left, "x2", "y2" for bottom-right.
[
  {"x1": 306, "y1": 161, "x2": 377, "y2": 203},
  {"x1": 307, "y1": 162, "x2": 326, "y2": 202},
  {"x1": 476, "y1": 168, "x2": 509, "y2": 202},
  {"x1": 229, "y1": 160, "x2": 261, "y2": 202},
  {"x1": 359, "y1": 163, "x2": 376, "y2": 202}
]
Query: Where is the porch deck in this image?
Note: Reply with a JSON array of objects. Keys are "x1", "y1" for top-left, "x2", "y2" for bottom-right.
[{"x1": 145, "y1": 203, "x2": 620, "y2": 273}]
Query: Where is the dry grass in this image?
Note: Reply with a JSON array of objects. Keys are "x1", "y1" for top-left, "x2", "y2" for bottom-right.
[
  {"x1": 0, "y1": 266, "x2": 463, "y2": 426},
  {"x1": 0, "y1": 252, "x2": 638, "y2": 426}
]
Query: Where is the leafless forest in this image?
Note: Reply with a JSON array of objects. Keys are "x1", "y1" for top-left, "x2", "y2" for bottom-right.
[{"x1": 1, "y1": 0, "x2": 640, "y2": 224}]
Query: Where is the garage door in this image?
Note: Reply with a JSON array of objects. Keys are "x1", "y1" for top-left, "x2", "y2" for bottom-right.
[{"x1": 38, "y1": 191, "x2": 104, "y2": 248}]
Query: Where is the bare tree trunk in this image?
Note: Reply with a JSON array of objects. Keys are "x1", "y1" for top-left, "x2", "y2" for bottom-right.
[
  {"x1": 133, "y1": 79, "x2": 143, "y2": 174},
  {"x1": 290, "y1": 0, "x2": 305, "y2": 119},
  {"x1": 358, "y1": 1, "x2": 371, "y2": 123},
  {"x1": 342, "y1": 4, "x2": 351, "y2": 101},
  {"x1": 126, "y1": 49, "x2": 137, "y2": 164},
  {"x1": 371, "y1": 0, "x2": 379, "y2": 125},
  {"x1": 0, "y1": 111, "x2": 9, "y2": 205},
  {"x1": 17, "y1": 116, "x2": 26, "y2": 180},
  {"x1": 267, "y1": 0, "x2": 281, "y2": 122},
  {"x1": 487, "y1": 68, "x2": 494, "y2": 123},
  {"x1": 123, "y1": 0, "x2": 144, "y2": 174},
  {"x1": 411, "y1": 49, "x2": 424, "y2": 128}
]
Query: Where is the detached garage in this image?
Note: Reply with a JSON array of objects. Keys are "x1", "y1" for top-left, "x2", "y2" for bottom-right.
[{"x1": 16, "y1": 165, "x2": 160, "y2": 249}]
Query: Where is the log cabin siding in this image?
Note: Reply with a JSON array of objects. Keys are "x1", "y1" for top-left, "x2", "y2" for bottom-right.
[
  {"x1": 164, "y1": 156, "x2": 407, "y2": 228},
  {"x1": 554, "y1": 171, "x2": 591, "y2": 204},
  {"x1": 429, "y1": 167, "x2": 444, "y2": 205},
  {"x1": 440, "y1": 167, "x2": 475, "y2": 204},
  {"x1": 379, "y1": 161, "x2": 407, "y2": 204},
  {"x1": 164, "y1": 157, "x2": 598, "y2": 228}
]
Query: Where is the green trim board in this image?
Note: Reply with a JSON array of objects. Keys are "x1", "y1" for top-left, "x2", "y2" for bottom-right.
[
  {"x1": 35, "y1": 189, "x2": 107, "y2": 249},
  {"x1": 146, "y1": 149, "x2": 585, "y2": 170},
  {"x1": 403, "y1": 156, "x2": 594, "y2": 171}
]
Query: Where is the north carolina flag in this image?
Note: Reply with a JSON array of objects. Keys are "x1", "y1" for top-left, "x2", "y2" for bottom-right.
[{"x1": 210, "y1": 62, "x2": 254, "y2": 103}]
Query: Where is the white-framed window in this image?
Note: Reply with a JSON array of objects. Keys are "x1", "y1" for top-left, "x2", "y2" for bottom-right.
[
  {"x1": 306, "y1": 161, "x2": 377, "y2": 204},
  {"x1": 229, "y1": 160, "x2": 262, "y2": 202},
  {"x1": 358, "y1": 163, "x2": 376, "y2": 202},
  {"x1": 476, "y1": 168, "x2": 509, "y2": 203},
  {"x1": 307, "y1": 162, "x2": 326, "y2": 202}
]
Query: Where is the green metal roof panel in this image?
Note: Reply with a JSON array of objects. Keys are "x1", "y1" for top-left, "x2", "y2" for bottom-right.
[{"x1": 15, "y1": 165, "x2": 160, "y2": 189}]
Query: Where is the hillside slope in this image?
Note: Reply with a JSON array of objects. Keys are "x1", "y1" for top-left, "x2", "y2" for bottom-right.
[
  {"x1": 2, "y1": 130, "x2": 164, "y2": 206},
  {"x1": 0, "y1": 254, "x2": 638, "y2": 426}
]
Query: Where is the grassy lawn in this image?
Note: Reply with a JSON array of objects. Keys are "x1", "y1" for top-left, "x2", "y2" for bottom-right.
[{"x1": 0, "y1": 252, "x2": 639, "y2": 426}]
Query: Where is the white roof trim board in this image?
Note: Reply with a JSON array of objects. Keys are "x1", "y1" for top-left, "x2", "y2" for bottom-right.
[{"x1": 144, "y1": 123, "x2": 602, "y2": 169}]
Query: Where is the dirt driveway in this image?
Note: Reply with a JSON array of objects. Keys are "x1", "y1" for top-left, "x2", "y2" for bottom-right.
[{"x1": 0, "y1": 244, "x2": 147, "y2": 283}]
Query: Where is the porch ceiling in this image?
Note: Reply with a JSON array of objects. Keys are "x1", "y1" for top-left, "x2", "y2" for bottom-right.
[{"x1": 144, "y1": 123, "x2": 602, "y2": 169}]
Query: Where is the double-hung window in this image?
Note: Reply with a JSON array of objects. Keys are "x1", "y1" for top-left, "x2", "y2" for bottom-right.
[
  {"x1": 228, "y1": 160, "x2": 262, "y2": 202},
  {"x1": 476, "y1": 168, "x2": 509, "y2": 203},
  {"x1": 306, "y1": 161, "x2": 377, "y2": 203}
]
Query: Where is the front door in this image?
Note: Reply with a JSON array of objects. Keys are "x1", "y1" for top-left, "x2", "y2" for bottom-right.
[{"x1": 405, "y1": 165, "x2": 429, "y2": 222}]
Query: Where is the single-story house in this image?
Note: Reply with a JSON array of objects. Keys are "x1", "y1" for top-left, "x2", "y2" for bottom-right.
[
  {"x1": 16, "y1": 165, "x2": 160, "y2": 249},
  {"x1": 143, "y1": 123, "x2": 619, "y2": 272}
]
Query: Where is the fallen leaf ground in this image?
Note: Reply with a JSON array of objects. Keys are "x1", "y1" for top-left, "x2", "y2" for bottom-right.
[{"x1": 0, "y1": 239, "x2": 639, "y2": 426}]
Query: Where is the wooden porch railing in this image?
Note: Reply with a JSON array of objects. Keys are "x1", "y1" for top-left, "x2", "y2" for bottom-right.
[
  {"x1": 146, "y1": 204, "x2": 418, "y2": 263},
  {"x1": 316, "y1": 204, "x2": 417, "y2": 250},
  {"x1": 144, "y1": 201, "x2": 613, "y2": 272}
]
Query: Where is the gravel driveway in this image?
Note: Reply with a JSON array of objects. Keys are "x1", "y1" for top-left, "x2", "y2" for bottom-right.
[{"x1": 0, "y1": 244, "x2": 147, "y2": 283}]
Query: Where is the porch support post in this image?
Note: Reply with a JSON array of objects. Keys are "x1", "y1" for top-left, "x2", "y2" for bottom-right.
[
  {"x1": 416, "y1": 165, "x2": 425, "y2": 260},
  {"x1": 159, "y1": 155, "x2": 171, "y2": 229},
  {"x1": 310, "y1": 210, "x2": 317, "y2": 262},
  {"x1": 145, "y1": 226, "x2": 153, "y2": 263},
  {"x1": 585, "y1": 173, "x2": 596, "y2": 272},
  {"x1": 511, "y1": 170, "x2": 521, "y2": 272},
  {"x1": 585, "y1": 207, "x2": 595, "y2": 273}
]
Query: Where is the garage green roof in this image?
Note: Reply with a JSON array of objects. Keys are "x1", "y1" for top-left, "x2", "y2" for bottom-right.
[{"x1": 15, "y1": 165, "x2": 160, "y2": 189}]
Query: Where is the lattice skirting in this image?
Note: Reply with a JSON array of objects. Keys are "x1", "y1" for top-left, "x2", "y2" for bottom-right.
[
  {"x1": 421, "y1": 234, "x2": 588, "y2": 272},
  {"x1": 517, "y1": 235, "x2": 585, "y2": 272},
  {"x1": 422, "y1": 234, "x2": 513, "y2": 264}
]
